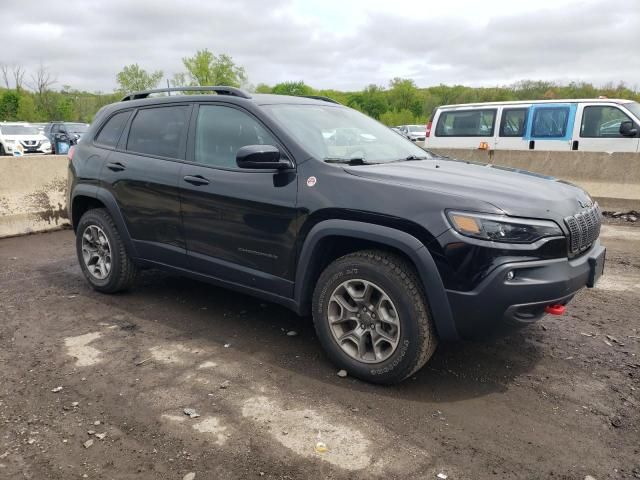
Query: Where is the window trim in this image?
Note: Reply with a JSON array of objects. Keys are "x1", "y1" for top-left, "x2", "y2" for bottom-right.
[
  {"x1": 530, "y1": 106, "x2": 570, "y2": 139},
  {"x1": 122, "y1": 103, "x2": 192, "y2": 161},
  {"x1": 579, "y1": 105, "x2": 634, "y2": 139},
  {"x1": 92, "y1": 110, "x2": 134, "y2": 150},
  {"x1": 185, "y1": 102, "x2": 295, "y2": 173},
  {"x1": 434, "y1": 108, "x2": 497, "y2": 138},
  {"x1": 499, "y1": 107, "x2": 529, "y2": 138}
]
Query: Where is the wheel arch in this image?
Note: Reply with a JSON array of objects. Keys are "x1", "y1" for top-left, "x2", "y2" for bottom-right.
[
  {"x1": 71, "y1": 185, "x2": 138, "y2": 258},
  {"x1": 294, "y1": 219, "x2": 458, "y2": 340}
]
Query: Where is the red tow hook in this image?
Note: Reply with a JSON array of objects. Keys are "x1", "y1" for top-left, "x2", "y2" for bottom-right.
[{"x1": 545, "y1": 304, "x2": 566, "y2": 315}]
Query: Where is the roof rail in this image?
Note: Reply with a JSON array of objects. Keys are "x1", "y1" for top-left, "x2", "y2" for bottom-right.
[
  {"x1": 300, "y1": 95, "x2": 341, "y2": 105},
  {"x1": 121, "y1": 86, "x2": 252, "y2": 102}
]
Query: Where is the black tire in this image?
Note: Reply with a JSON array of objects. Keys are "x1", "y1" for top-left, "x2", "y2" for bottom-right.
[
  {"x1": 312, "y1": 249, "x2": 437, "y2": 384},
  {"x1": 0, "y1": 144, "x2": 5, "y2": 156},
  {"x1": 76, "y1": 208, "x2": 138, "y2": 293}
]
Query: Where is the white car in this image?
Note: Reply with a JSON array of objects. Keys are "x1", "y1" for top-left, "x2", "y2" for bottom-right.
[{"x1": 0, "y1": 122, "x2": 52, "y2": 156}]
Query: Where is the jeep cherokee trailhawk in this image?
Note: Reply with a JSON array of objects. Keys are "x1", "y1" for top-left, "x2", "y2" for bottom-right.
[{"x1": 68, "y1": 86, "x2": 606, "y2": 384}]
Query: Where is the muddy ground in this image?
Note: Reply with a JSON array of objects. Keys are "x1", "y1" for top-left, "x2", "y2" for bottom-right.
[{"x1": 0, "y1": 223, "x2": 638, "y2": 480}]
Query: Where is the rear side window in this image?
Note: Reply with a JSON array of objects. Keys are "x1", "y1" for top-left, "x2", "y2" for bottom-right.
[
  {"x1": 95, "y1": 111, "x2": 130, "y2": 148},
  {"x1": 531, "y1": 107, "x2": 569, "y2": 137},
  {"x1": 194, "y1": 105, "x2": 277, "y2": 168},
  {"x1": 435, "y1": 109, "x2": 496, "y2": 137},
  {"x1": 126, "y1": 106, "x2": 190, "y2": 159},
  {"x1": 499, "y1": 108, "x2": 528, "y2": 137},
  {"x1": 580, "y1": 106, "x2": 633, "y2": 138}
]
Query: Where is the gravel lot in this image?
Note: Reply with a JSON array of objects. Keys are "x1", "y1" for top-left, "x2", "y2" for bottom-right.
[{"x1": 0, "y1": 222, "x2": 638, "y2": 479}]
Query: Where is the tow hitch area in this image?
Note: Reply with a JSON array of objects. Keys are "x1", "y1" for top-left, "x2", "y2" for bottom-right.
[{"x1": 545, "y1": 304, "x2": 566, "y2": 315}]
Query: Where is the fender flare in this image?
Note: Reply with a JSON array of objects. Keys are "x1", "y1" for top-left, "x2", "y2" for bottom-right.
[
  {"x1": 294, "y1": 219, "x2": 458, "y2": 340},
  {"x1": 71, "y1": 185, "x2": 138, "y2": 258}
]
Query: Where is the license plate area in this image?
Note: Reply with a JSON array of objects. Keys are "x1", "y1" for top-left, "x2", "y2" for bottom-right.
[{"x1": 587, "y1": 248, "x2": 606, "y2": 288}]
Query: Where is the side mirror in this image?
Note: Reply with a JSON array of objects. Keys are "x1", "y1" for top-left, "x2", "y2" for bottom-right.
[
  {"x1": 619, "y1": 121, "x2": 638, "y2": 137},
  {"x1": 236, "y1": 145, "x2": 292, "y2": 170}
]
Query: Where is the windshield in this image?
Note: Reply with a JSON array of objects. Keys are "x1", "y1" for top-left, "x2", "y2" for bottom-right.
[
  {"x1": 1, "y1": 124, "x2": 40, "y2": 135},
  {"x1": 626, "y1": 102, "x2": 640, "y2": 120},
  {"x1": 67, "y1": 123, "x2": 89, "y2": 134},
  {"x1": 264, "y1": 104, "x2": 430, "y2": 163},
  {"x1": 408, "y1": 125, "x2": 424, "y2": 133}
]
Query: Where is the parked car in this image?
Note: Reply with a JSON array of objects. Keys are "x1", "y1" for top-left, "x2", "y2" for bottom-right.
[
  {"x1": 397, "y1": 124, "x2": 426, "y2": 142},
  {"x1": 425, "y1": 99, "x2": 640, "y2": 152},
  {"x1": 44, "y1": 122, "x2": 90, "y2": 154},
  {"x1": 0, "y1": 122, "x2": 52, "y2": 155},
  {"x1": 68, "y1": 86, "x2": 605, "y2": 384}
]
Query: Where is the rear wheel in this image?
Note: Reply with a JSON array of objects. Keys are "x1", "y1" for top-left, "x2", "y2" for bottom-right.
[
  {"x1": 76, "y1": 208, "x2": 138, "y2": 293},
  {"x1": 312, "y1": 250, "x2": 437, "y2": 384}
]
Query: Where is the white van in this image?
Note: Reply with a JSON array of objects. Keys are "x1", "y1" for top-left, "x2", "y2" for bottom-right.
[{"x1": 424, "y1": 99, "x2": 640, "y2": 152}]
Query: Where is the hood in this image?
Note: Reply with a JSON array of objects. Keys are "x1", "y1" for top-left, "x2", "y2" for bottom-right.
[
  {"x1": 3, "y1": 134, "x2": 49, "y2": 142},
  {"x1": 344, "y1": 157, "x2": 592, "y2": 222}
]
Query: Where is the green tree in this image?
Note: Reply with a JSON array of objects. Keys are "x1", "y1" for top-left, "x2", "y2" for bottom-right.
[
  {"x1": 254, "y1": 83, "x2": 272, "y2": 93},
  {"x1": 388, "y1": 78, "x2": 421, "y2": 116},
  {"x1": 379, "y1": 109, "x2": 420, "y2": 127},
  {"x1": 0, "y1": 90, "x2": 19, "y2": 120},
  {"x1": 271, "y1": 81, "x2": 314, "y2": 96},
  {"x1": 349, "y1": 84, "x2": 388, "y2": 119},
  {"x1": 116, "y1": 64, "x2": 163, "y2": 93},
  {"x1": 16, "y1": 94, "x2": 38, "y2": 121},
  {"x1": 181, "y1": 50, "x2": 247, "y2": 87}
]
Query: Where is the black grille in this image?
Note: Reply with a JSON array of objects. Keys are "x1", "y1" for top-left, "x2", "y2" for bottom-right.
[{"x1": 564, "y1": 205, "x2": 601, "y2": 255}]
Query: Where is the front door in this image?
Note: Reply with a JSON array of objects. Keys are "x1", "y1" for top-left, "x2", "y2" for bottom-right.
[
  {"x1": 179, "y1": 103, "x2": 299, "y2": 298},
  {"x1": 572, "y1": 103, "x2": 640, "y2": 152},
  {"x1": 101, "y1": 104, "x2": 191, "y2": 267},
  {"x1": 526, "y1": 103, "x2": 576, "y2": 151}
]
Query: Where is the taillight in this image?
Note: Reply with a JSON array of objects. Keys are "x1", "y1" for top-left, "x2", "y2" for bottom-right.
[
  {"x1": 68, "y1": 145, "x2": 75, "y2": 161},
  {"x1": 425, "y1": 121, "x2": 432, "y2": 137}
]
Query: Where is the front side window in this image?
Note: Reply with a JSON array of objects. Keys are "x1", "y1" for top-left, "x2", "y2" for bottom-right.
[
  {"x1": 126, "y1": 106, "x2": 190, "y2": 159},
  {"x1": 499, "y1": 108, "x2": 528, "y2": 137},
  {"x1": 580, "y1": 106, "x2": 633, "y2": 138},
  {"x1": 531, "y1": 107, "x2": 569, "y2": 137},
  {"x1": 194, "y1": 105, "x2": 278, "y2": 168},
  {"x1": 95, "y1": 111, "x2": 131, "y2": 148},
  {"x1": 435, "y1": 109, "x2": 496, "y2": 137}
]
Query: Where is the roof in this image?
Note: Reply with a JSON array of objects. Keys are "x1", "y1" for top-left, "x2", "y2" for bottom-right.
[{"x1": 437, "y1": 98, "x2": 635, "y2": 109}]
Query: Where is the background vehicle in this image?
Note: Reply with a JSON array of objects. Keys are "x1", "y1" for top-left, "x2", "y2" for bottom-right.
[
  {"x1": 68, "y1": 86, "x2": 604, "y2": 384},
  {"x1": 425, "y1": 99, "x2": 640, "y2": 152},
  {"x1": 44, "y1": 122, "x2": 90, "y2": 154},
  {"x1": 397, "y1": 124, "x2": 426, "y2": 142},
  {"x1": 0, "y1": 122, "x2": 52, "y2": 155}
]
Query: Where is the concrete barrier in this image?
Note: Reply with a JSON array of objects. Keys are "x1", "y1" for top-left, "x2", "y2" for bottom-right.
[
  {"x1": 428, "y1": 148, "x2": 640, "y2": 212},
  {"x1": 0, "y1": 155, "x2": 70, "y2": 238},
  {"x1": 1, "y1": 150, "x2": 638, "y2": 239}
]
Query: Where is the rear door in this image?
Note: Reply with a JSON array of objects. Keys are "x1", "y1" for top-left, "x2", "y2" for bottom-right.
[
  {"x1": 100, "y1": 104, "x2": 191, "y2": 267},
  {"x1": 494, "y1": 106, "x2": 530, "y2": 150},
  {"x1": 572, "y1": 103, "x2": 639, "y2": 152},
  {"x1": 526, "y1": 103, "x2": 576, "y2": 151},
  {"x1": 179, "y1": 103, "x2": 299, "y2": 297},
  {"x1": 429, "y1": 108, "x2": 497, "y2": 149}
]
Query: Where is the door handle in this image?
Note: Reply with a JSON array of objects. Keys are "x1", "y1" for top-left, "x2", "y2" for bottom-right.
[
  {"x1": 572, "y1": 140, "x2": 579, "y2": 151},
  {"x1": 106, "y1": 162, "x2": 126, "y2": 172},
  {"x1": 183, "y1": 174, "x2": 210, "y2": 186}
]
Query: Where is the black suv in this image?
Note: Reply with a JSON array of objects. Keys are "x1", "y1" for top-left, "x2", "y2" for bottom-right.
[
  {"x1": 68, "y1": 86, "x2": 606, "y2": 384},
  {"x1": 45, "y1": 122, "x2": 90, "y2": 153}
]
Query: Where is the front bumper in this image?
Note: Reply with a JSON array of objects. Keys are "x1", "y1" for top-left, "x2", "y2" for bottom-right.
[{"x1": 445, "y1": 240, "x2": 605, "y2": 339}]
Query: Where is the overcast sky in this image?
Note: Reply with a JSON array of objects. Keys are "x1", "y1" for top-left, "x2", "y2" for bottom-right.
[{"x1": 2, "y1": 0, "x2": 639, "y2": 93}]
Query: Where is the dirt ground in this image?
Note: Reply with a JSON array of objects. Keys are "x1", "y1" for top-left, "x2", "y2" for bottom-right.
[{"x1": 0, "y1": 222, "x2": 638, "y2": 480}]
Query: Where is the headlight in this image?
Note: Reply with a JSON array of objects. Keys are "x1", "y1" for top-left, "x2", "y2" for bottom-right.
[
  {"x1": 447, "y1": 211, "x2": 563, "y2": 243},
  {"x1": 42, "y1": 141, "x2": 51, "y2": 148}
]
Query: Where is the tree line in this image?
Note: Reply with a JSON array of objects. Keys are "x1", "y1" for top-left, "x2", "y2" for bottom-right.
[{"x1": 2, "y1": 51, "x2": 639, "y2": 125}]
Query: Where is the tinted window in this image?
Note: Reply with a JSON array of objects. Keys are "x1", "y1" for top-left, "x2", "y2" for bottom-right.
[
  {"x1": 435, "y1": 109, "x2": 496, "y2": 137},
  {"x1": 500, "y1": 108, "x2": 528, "y2": 137},
  {"x1": 194, "y1": 105, "x2": 278, "y2": 168},
  {"x1": 580, "y1": 106, "x2": 633, "y2": 138},
  {"x1": 127, "y1": 106, "x2": 190, "y2": 159},
  {"x1": 531, "y1": 107, "x2": 569, "y2": 137},
  {"x1": 95, "y1": 111, "x2": 131, "y2": 148}
]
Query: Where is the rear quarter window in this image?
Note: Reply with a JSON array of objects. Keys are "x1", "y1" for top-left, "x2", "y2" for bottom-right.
[
  {"x1": 94, "y1": 111, "x2": 132, "y2": 148},
  {"x1": 435, "y1": 109, "x2": 496, "y2": 137}
]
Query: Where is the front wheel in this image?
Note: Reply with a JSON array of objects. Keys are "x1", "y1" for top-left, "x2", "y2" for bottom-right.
[
  {"x1": 312, "y1": 250, "x2": 437, "y2": 384},
  {"x1": 75, "y1": 208, "x2": 138, "y2": 293}
]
